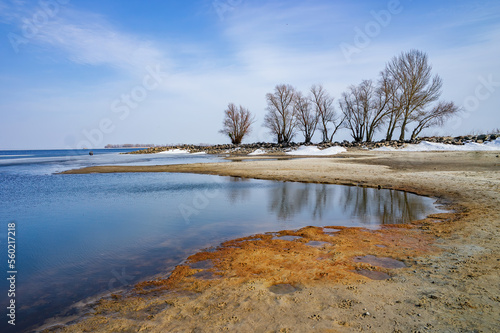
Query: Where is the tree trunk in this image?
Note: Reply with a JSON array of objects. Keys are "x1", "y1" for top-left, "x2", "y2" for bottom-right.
[
  {"x1": 385, "y1": 116, "x2": 396, "y2": 141},
  {"x1": 398, "y1": 117, "x2": 408, "y2": 141}
]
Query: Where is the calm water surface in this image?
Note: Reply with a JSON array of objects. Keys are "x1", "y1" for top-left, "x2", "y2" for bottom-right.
[{"x1": 0, "y1": 149, "x2": 442, "y2": 332}]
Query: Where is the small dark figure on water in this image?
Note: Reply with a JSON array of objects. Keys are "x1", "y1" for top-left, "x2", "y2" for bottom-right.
[{"x1": 89, "y1": 151, "x2": 93, "y2": 156}]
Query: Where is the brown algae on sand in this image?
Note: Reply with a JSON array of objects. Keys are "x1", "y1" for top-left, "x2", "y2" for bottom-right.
[
  {"x1": 47, "y1": 223, "x2": 441, "y2": 332},
  {"x1": 131, "y1": 224, "x2": 437, "y2": 302}
]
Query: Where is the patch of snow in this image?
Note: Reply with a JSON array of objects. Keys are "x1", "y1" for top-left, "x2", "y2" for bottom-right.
[
  {"x1": 287, "y1": 146, "x2": 347, "y2": 156},
  {"x1": 373, "y1": 138, "x2": 500, "y2": 152},
  {"x1": 248, "y1": 149, "x2": 267, "y2": 156},
  {"x1": 156, "y1": 149, "x2": 190, "y2": 154}
]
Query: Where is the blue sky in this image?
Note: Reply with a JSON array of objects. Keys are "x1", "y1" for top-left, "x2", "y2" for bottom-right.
[{"x1": 0, "y1": 0, "x2": 499, "y2": 149}]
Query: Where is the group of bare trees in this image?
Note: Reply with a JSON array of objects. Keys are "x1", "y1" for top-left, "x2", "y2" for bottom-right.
[
  {"x1": 339, "y1": 49, "x2": 460, "y2": 142},
  {"x1": 219, "y1": 84, "x2": 344, "y2": 145},
  {"x1": 263, "y1": 84, "x2": 345, "y2": 144},
  {"x1": 219, "y1": 49, "x2": 459, "y2": 144}
]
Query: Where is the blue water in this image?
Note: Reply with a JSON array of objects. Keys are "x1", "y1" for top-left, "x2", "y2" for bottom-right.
[
  {"x1": 0, "y1": 149, "x2": 223, "y2": 175},
  {"x1": 0, "y1": 149, "x2": 442, "y2": 332}
]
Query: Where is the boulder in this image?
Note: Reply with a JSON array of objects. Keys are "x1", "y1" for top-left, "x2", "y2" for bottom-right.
[{"x1": 477, "y1": 134, "x2": 488, "y2": 141}]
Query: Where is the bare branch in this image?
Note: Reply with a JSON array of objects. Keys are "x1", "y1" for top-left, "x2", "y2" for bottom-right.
[{"x1": 410, "y1": 101, "x2": 460, "y2": 140}]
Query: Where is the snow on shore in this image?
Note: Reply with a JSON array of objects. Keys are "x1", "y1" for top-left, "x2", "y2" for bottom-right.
[
  {"x1": 287, "y1": 146, "x2": 347, "y2": 156},
  {"x1": 248, "y1": 149, "x2": 267, "y2": 155},
  {"x1": 373, "y1": 138, "x2": 500, "y2": 152},
  {"x1": 156, "y1": 149, "x2": 190, "y2": 154}
]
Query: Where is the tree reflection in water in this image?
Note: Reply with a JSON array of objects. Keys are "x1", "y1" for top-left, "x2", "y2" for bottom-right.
[
  {"x1": 266, "y1": 182, "x2": 430, "y2": 225},
  {"x1": 223, "y1": 178, "x2": 433, "y2": 226},
  {"x1": 268, "y1": 182, "x2": 310, "y2": 220},
  {"x1": 340, "y1": 186, "x2": 428, "y2": 225},
  {"x1": 226, "y1": 177, "x2": 252, "y2": 203}
]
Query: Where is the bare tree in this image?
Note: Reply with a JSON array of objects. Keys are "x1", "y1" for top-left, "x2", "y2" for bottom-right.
[
  {"x1": 338, "y1": 80, "x2": 385, "y2": 142},
  {"x1": 310, "y1": 84, "x2": 343, "y2": 143},
  {"x1": 409, "y1": 101, "x2": 460, "y2": 140},
  {"x1": 379, "y1": 69, "x2": 403, "y2": 141},
  {"x1": 384, "y1": 98, "x2": 403, "y2": 140},
  {"x1": 263, "y1": 84, "x2": 297, "y2": 144},
  {"x1": 339, "y1": 85, "x2": 366, "y2": 142},
  {"x1": 294, "y1": 92, "x2": 317, "y2": 143},
  {"x1": 383, "y1": 49, "x2": 443, "y2": 141},
  {"x1": 219, "y1": 103, "x2": 255, "y2": 144},
  {"x1": 367, "y1": 75, "x2": 397, "y2": 142}
]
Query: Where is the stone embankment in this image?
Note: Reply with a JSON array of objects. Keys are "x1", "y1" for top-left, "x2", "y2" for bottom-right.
[{"x1": 127, "y1": 134, "x2": 499, "y2": 155}]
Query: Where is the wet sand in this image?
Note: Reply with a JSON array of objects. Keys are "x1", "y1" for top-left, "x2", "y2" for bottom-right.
[{"x1": 47, "y1": 151, "x2": 500, "y2": 332}]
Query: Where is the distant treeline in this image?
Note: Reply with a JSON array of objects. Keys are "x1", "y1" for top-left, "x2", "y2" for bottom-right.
[{"x1": 105, "y1": 144, "x2": 155, "y2": 148}]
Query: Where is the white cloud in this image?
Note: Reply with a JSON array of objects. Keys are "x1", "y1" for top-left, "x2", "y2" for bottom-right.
[
  {"x1": 38, "y1": 17, "x2": 168, "y2": 73},
  {"x1": 224, "y1": 2, "x2": 345, "y2": 44},
  {"x1": 2, "y1": 4, "x2": 171, "y2": 76}
]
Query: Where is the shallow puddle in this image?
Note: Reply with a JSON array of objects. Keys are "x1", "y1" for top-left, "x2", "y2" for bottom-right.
[
  {"x1": 191, "y1": 270, "x2": 220, "y2": 280},
  {"x1": 188, "y1": 260, "x2": 214, "y2": 270},
  {"x1": 355, "y1": 269, "x2": 392, "y2": 280},
  {"x1": 306, "y1": 241, "x2": 330, "y2": 248},
  {"x1": 353, "y1": 255, "x2": 406, "y2": 268},
  {"x1": 268, "y1": 283, "x2": 300, "y2": 294},
  {"x1": 323, "y1": 227, "x2": 341, "y2": 234},
  {"x1": 273, "y1": 235, "x2": 302, "y2": 241}
]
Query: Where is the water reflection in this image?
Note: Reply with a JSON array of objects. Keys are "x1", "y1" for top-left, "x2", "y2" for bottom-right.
[
  {"x1": 230, "y1": 180, "x2": 432, "y2": 225},
  {"x1": 227, "y1": 177, "x2": 252, "y2": 203},
  {"x1": 268, "y1": 182, "x2": 307, "y2": 220},
  {"x1": 341, "y1": 186, "x2": 429, "y2": 225}
]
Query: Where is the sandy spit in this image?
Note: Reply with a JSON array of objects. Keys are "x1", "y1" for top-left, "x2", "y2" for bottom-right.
[{"x1": 47, "y1": 151, "x2": 500, "y2": 332}]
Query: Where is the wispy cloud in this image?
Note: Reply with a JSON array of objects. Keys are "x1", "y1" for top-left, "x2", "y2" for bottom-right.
[
  {"x1": 432, "y1": 1, "x2": 500, "y2": 29},
  {"x1": 2, "y1": 3, "x2": 171, "y2": 75},
  {"x1": 217, "y1": 1, "x2": 391, "y2": 91},
  {"x1": 224, "y1": 1, "x2": 345, "y2": 47},
  {"x1": 38, "y1": 16, "x2": 168, "y2": 72}
]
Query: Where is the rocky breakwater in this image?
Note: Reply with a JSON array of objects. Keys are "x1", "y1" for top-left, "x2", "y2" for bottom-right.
[
  {"x1": 319, "y1": 134, "x2": 499, "y2": 150},
  {"x1": 126, "y1": 133, "x2": 499, "y2": 155},
  {"x1": 127, "y1": 142, "x2": 305, "y2": 155}
]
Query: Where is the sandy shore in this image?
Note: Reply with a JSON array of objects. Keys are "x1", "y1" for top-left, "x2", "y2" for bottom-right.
[{"x1": 47, "y1": 151, "x2": 500, "y2": 332}]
